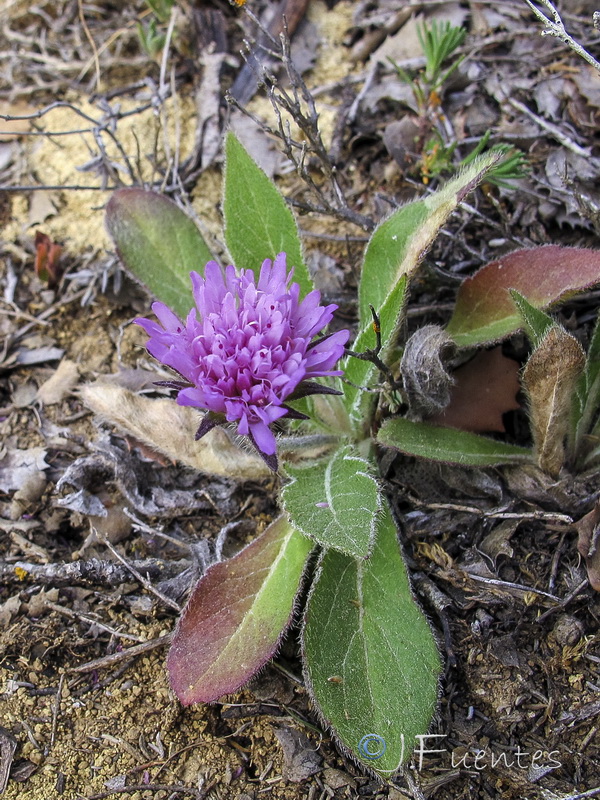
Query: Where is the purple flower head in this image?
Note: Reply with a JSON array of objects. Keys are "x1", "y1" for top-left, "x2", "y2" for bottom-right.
[{"x1": 135, "y1": 253, "x2": 349, "y2": 471}]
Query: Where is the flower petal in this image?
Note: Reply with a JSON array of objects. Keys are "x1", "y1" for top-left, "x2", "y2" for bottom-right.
[
  {"x1": 135, "y1": 252, "x2": 350, "y2": 472},
  {"x1": 153, "y1": 302, "x2": 183, "y2": 332},
  {"x1": 249, "y1": 420, "x2": 277, "y2": 455}
]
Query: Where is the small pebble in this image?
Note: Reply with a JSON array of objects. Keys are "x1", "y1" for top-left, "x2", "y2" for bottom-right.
[{"x1": 552, "y1": 614, "x2": 584, "y2": 647}]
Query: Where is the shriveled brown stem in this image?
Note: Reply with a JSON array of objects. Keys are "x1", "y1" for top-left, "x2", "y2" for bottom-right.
[{"x1": 1, "y1": 556, "x2": 190, "y2": 588}]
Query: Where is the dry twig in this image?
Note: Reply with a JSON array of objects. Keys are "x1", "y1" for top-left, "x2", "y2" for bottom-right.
[
  {"x1": 68, "y1": 634, "x2": 172, "y2": 674},
  {"x1": 46, "y1": 600, "x2": 146, "y2": 642},
  {"x1": 1, "y1": 557, "x2": 189, "y2": 588},
  {"x1": 75, "y1": 781, "x2": 215, "y2": 800},
  {"x1": 227, "y1": 20, "x2": 374, "y2": 231},
  {"x1": 50, "y1": 673, "x2": 66, "y2": 750},
  {"x1": 524, "y1": 0, "x2": 600, "y2": 74},
  {"x1": 97, "y1": 533, "x2": 183, "y2": 613}
]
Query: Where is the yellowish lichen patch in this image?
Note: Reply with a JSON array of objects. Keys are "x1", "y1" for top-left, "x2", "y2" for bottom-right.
[{"x1": 9, "y1": 92, "x2": 197, "y2": 256}]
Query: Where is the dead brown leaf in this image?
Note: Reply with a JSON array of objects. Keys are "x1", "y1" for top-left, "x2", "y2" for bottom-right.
[
  {"x1": 274, "y1": 726, "x2": 323, "y2": 783},
  {"x1": 28, "y1": 192, "x2": 58, "y2": 227},
  {"x1": 36, "y1": 359, "x2": 79, "y2": 405},
  {"x1": 0, "y1": 448, "x2": 49, "y2": 494},
  {"x1": 0, "y1": 596, "x2": 21, "y2": 629},
  {"x1": 575, "y1": 501, "x2": 600, "y2": 591},
  {"x1": 24, "y1": 588, "x2": 60, "y2": 618},
  {"x1": 0, "y1": 101, "x2": 33, "y2": 141},
  {"x1": 80, "y1": 382, "x2": 270, "y2": 480},
  {"x1": 0, "y1": 726, "x2": 18, "y2": 795},
  {"x1": 522, "y1": 326, "x2": 586, "y2": 477},
  {"x1": 479, "y1": 520, "x2": 519, "y2": 564},
  {"x1": 428, "y1": 347, "x2": 521, "y2": 433}
]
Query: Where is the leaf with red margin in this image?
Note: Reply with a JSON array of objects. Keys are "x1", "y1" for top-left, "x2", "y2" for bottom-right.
[
  {"x1": 168, "y1": 517, "x2": 312, "y2": 705},
  {"x1": 446, "y1": 246, "x2": 600, "y2": 347},
  {"x1": 34, "y1": 231, "x2": 62, "y2": 288},
  {"x1": 105, "y1": 188, "x2": 213, "y2": 319}
]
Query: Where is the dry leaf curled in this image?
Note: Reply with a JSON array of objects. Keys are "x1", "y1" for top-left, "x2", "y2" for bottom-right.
[
  {"x1": 522, "y1": 326, "x2": 585, "y2": 477},
  {"x1": 401, "y1": 325, "x2": 456, "y2": 418},
  {"x1": 80, "y1": 383, "x2": 270, "y2": 480},
  {"x1": 575, "y1": 502, "x2": 600, "y2": 592}
]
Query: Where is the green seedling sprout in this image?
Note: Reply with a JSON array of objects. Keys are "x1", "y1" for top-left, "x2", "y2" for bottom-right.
[
  {"x1": 137, "y1": 0, "x2": 175, "y2": 58},
  {"x1": 145, "y1": 0, "x2": 175, "y2": 23},
  {"x1": 417, "y1": 19, "x2": 466, "y2": 88},
  {"x1": 462, "y1": 134, "x2": 529, "y2": 188},
  {"x1": 389, "y1": 22, "x2": 527, "y2": 185}
]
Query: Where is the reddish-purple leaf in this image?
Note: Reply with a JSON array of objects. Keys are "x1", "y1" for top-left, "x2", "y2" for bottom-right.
[
  {"x1": 428, "y1": 348, "x2": 521, "y2": 433},
  {"x1": 34, "y1": 231, "x2": 63, "y2": 288},
  {"x1": 167, "y1": 517, "x2": 312, "y2": 705},
  {"x1": 446, "y1": 246, "x2": 600, "y2": 347}
]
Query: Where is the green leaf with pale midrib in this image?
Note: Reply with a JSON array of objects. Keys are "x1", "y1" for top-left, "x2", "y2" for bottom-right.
[
  {"x1": 359, "y1": 201, "x2": 428, "y2": 331},
  {"x1": 223, "y1": 132, "x2": 312, "y2": 296},
  {"x1": 378, "y1": 417, "x2": 533, "y2": 466},
  {"x1": 105, "y1": 188, "x2": 213, "y2": 318},
  {"x1": 282, "y1": 444, "x2": 380, "y2": 558},
  {"x1": 302, "y1": 503, "x2": 441, "y2": 776},
  {"x1": 346, "y1": 153, "x2": 508, "y2": 434}
]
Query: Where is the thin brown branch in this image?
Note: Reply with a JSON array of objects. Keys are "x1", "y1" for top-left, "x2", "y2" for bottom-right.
[
  {"x1": 78, "y1": 0, "x2": 101, "y2": 90},
  {"x1": 46, "y1": 600, "x2": 146, "y2": 642},
  {"x1": 74, "y1": 781, "x2": 215, "y2": 800},
  {"x1": 1, "y1": 556, "x2": 190, "y2": 588},
  {"x1": 68, "y1": 634, "x2": 172, "y2": 673},
  {"x1": 226, "y1": 22, "x2": 374, "y2": 231},
  {"x1": 97, "y1": 533, "x2": 183, "y2": 613},
  {"x1": 0, "y1": 184, "x2": 119, "y2": 191}
]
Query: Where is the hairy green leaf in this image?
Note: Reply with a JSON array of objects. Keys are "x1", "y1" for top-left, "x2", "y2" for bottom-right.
[
  {"x1": 378, "y1": 417, "x2": 533, "y2": 466},
  {"x1": 447, "y1": 246, "x2": 600, "y2": 347},
  {"x1": 223, "y1": 132, "x2": 311, "y2": 296},
  {"x1": 510, "y1": 290, "x2": 555, "y2": 348},
  {"x1": 302, "y1": 504, "x2": 441, "y2": 777},
  {"x1": 358, "y1": 151, "x2": 505, "y2": 337},
  {"x1": 282, "y1": 444, "x2": 380, "y2": 558},
  {"x1": 359, "y1": 202, "x2": 428, "y2": 332},
  {"x1": 574, "y1": 312, "x2": 600, "y2": 464},
  {"x1": 168, "y1": 517, "x2": 312, "y2": 705},
  {"x1": 343, "y1": 277, "x2": 408, "y2": 433},
  {"x1": 105, "y1": 188, "x2": 213, "y2": 318},
  {"x1": 511, "y1": 291, "x2": 593, "y2": 470}
]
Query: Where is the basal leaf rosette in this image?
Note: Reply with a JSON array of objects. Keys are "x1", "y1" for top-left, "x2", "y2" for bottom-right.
[{"x1": 135, "y1": 252, "x2": 349, "y2": 470}]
